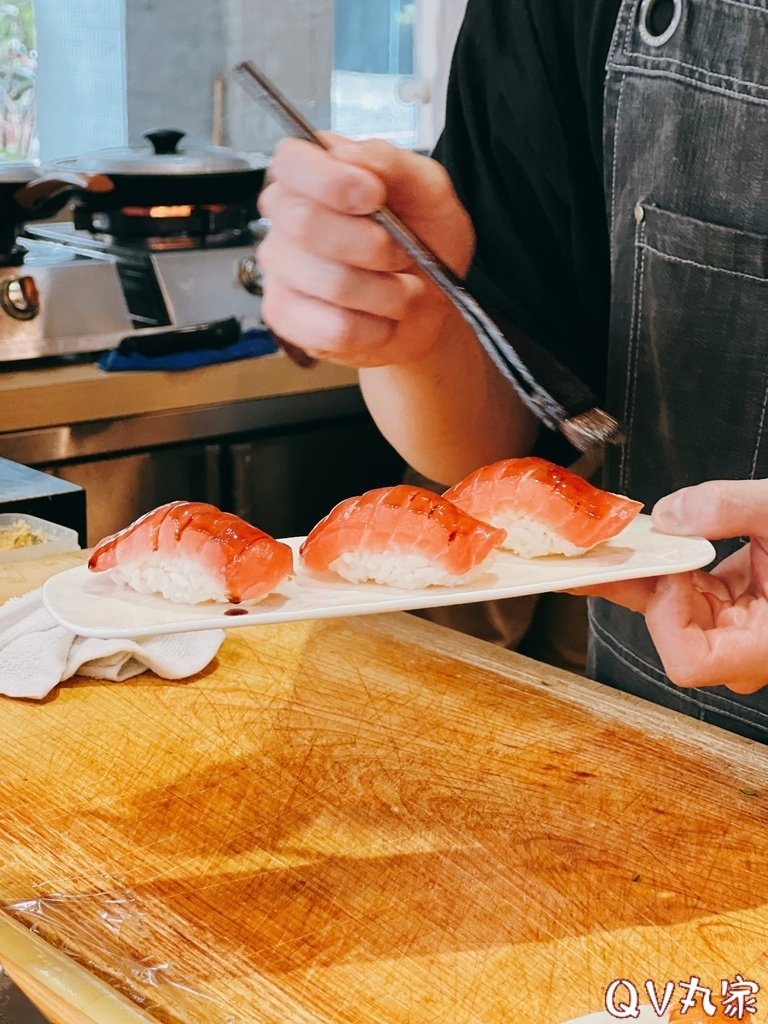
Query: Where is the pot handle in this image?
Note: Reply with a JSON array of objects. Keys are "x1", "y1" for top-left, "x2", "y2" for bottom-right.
[
  {"x1": 14, "y1": 172, "x2": 114, "y2": 213},
  {"x1": 144, "y1": 128, "x2": 185, "y2": 155}
]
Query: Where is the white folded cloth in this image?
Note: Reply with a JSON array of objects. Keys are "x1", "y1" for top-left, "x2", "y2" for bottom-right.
[{"x1": 0, "y1": 588, "x2": 225, "y2": 699}]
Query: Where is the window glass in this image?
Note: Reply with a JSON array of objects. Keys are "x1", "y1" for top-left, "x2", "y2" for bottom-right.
[
  {"x1": 332, "y1": 0, "x2": 418, "y2": 146},
  {"x1": 0, "y1": 0, "x2": 37, "y2": 159},
  {"x1": 6, "y1": 0, "x2": 436, "y2": 161}
]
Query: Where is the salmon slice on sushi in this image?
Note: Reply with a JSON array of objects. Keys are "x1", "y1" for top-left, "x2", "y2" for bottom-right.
[
  {"x1": 299, "y1": 485, "x2": 505, "y2": 588},
  {"x1": 444, "y1": 457, "x2": 642, "y2": 557},
  {"x1": 88, "y1": 501, "x2": 293, "y2": 604}
]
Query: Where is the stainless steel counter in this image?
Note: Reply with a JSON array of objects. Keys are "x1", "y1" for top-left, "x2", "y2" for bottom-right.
[{"x1": 0, "y1": 356, "x2": 404, "y2": 544}]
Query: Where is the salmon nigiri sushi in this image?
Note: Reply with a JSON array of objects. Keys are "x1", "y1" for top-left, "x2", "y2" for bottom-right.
[
  {"x1": 88, "y1": 501, "x2": 293, "y2": 604},
  {"x1": 443, "y1": 457, "x2": 642, "y2": 557},
  {"x1": 299, "y1": 485, "x2": 505, "y2": 588}
]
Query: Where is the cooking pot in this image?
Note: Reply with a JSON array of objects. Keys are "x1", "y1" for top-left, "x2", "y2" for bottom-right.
[
  {"x1": 0, "y1": 161, "x2": 113, "y2": 260},
  {"x1": 50, "y1": 129, "x2": 268, "y2": 210}
]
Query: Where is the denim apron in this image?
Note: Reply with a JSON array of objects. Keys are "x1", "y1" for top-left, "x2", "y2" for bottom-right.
[{"x1": 588, "y1": 0, "x2": 768, "y2": 742}]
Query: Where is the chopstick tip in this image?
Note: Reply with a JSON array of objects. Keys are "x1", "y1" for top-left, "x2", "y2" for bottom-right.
[{"x1": 560, "y1": 409, "x2": 626, "y2": 453}]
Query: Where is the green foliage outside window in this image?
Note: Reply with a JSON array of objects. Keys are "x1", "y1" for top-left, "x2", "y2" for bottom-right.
[{"x1": 0, "y1": 1, "x2": 37, "y2": 159}]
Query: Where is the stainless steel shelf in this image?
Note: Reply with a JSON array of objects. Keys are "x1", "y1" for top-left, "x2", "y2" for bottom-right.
[{"x1": 0, "y1": 386, "x2": 364, "y2": 465}]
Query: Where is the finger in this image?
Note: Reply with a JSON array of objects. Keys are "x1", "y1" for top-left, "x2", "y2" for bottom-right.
[
  {"x1": 328, "y1": 137, "x2": 460, "y2": 216},
  {"x1": 709, "y1": 543, "x2": 752, "y2": 599},
  {"x1": 567, "y1": 577, "x2": 657, "y2": 614},
  {"x1": 751, "y1": 537, "x2": 768, "y2": 600},
  {"x1": 268, "y1": 136, "x2": 475, "y2": 279},
  {"x1": 268, "y1": 137, "x2": 386, "y2": 215},
  {"x1": 260, "y1": 281, "x2": 396, "y2": 364},
  {"x1": 645, "y1": 574, "x2": 724, "y2": 687},
  {"x1": 258, "y1": 234, "x2": 428, "y2": 320},
  {"x1": 708, "y1": 539, "x2": 768, "y2": 603},
  {"x1": 258, "y1": 182, "x2": 412, "y2": 272},
  {"x1": 645, "y1": 573, "x2": 768, "y2": 692},
  {"x1": 652, "y1": 478, "x2": 768, "y2": 539},
  {"x1": 328, "y1": 138, "x2": 474, "y2": 275}
]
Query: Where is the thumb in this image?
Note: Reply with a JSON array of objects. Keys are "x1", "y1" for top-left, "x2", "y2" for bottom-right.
[{"x1": 652, "y1": 479, "x2": 768, "y2": 539}]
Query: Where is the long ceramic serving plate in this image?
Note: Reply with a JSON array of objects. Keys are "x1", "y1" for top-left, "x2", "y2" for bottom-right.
[
  {"x1": 42, "y1": 515, "x2": 715, "y2": 639},
  {"x1": 562, "y1": 1008, "x2": 670, "y2": 1024}
]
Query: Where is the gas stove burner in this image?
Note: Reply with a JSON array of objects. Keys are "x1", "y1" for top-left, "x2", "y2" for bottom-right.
[
  {"x1": 12, "y1": 221, "x2": 266, "y2": 363},
  {"x1": 73, "y1": 199, "x2": 258, "y2": 251},
  {"x1": 125, "y1": 204, "x2": 195, "y2": 217}
]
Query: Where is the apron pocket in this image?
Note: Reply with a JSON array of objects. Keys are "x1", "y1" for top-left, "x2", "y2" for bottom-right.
[{"x1": 618, "y1": 200, "x2": 768, "y2": 502}]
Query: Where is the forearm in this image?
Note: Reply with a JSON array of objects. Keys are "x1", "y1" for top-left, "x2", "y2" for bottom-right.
[{"x1": 359, "y1": 307, "x2": 538, "y2": 486}]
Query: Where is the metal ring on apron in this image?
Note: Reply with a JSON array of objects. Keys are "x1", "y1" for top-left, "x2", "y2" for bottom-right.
[{"x1": 638, "y1": 0, "x2": 683, "y2": 47}]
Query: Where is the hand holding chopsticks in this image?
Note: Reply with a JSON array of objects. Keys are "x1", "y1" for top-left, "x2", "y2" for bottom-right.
[{"x1": 235, "y1": 61, "x2": 624, "y2": 453}]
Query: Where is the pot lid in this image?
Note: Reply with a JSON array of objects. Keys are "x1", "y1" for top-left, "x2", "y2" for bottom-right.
[
  {"x1": 0, "y1": 161, "x2": 41, "y2": 184},
  {"x1": 63, "y1": 130, "x2": 257, "y2": 175}
]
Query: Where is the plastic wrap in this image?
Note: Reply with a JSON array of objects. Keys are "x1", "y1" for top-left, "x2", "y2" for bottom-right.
[{"x1": 5, "y1": 887, "x2": 240, "y2": 1024}]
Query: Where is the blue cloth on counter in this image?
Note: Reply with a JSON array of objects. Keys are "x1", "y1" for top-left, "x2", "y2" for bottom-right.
[{"x1": 98, "y1": 329, "x2": 279, "y2": 372}]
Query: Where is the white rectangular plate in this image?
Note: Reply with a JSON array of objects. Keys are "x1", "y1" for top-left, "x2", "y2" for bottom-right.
[
  {"x1": 41, "y1": 515, "x2": 715, "y2": 639},
  {"x1": 562, "y1": 1008, "x2": 669, "y2": 1024}
]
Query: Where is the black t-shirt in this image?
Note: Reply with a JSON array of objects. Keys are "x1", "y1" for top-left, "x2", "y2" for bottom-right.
[{"x1": 433, "y1": 0, "x2": 622, "y2": 406}]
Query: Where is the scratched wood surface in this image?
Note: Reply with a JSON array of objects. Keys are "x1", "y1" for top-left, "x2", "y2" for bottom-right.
[{"x1": 2, "y1": 555, "x2": 768, "y2": 1024}]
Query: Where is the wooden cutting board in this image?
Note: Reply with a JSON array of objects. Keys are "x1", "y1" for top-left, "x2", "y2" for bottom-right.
[{"x1": 2, "y1": 555, "x2": 768, "y2": 1024}]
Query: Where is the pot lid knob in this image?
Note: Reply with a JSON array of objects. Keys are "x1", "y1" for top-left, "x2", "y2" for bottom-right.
[{"x1": 144, "y1": 129, "x2": 186, "y2": 155}]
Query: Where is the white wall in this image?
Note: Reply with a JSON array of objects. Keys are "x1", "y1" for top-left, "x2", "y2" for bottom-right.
[
  {"x1": 34, "y1": 0, "x2": 332, "y2": 160},
  {"x1": 222, "y1": 0, "x2": 333, "y2": 155},
  {"x1": 124, "y1": 0, "x2": 225, "y2": 148}
]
